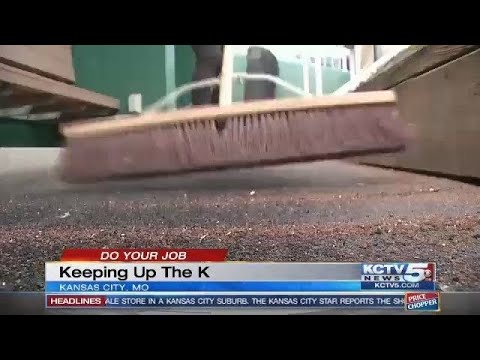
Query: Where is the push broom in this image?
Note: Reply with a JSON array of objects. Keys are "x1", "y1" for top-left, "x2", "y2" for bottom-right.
[{"x1": 59, "y1": 45, "x2": 410, "y2": 183}]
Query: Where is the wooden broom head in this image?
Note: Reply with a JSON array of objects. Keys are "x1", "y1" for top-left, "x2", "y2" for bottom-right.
[{"x1": 60, "y1": 90, "x2": 398, "y2": 139}]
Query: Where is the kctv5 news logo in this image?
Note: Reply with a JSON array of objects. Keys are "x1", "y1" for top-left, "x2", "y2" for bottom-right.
[
  {"x1": 361, "y1": 262, "x2": 439, "y2": 312},
  {"x1": 361, "y1": 263, "x2": 436, "y2": 290}
]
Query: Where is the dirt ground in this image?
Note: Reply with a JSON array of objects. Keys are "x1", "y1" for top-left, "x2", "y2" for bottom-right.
[{"x1": 1, "y1": 160, "x2": 480, "y2": 291}]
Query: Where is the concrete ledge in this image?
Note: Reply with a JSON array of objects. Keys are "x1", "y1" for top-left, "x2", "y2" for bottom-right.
[{"x1": 0, "y1": 147, "x2": 61, "y2": 175}]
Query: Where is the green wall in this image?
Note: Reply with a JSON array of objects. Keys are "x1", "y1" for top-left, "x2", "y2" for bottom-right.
[
  {"x1": 73, "y1": 45, "x2": 167, "y2": 113},
  {"x1": 0, "y1": 119, "x2": 62, "y2": 147},
  {"x1": 322, "y1": 67, "x2": 351, "y2": 94},
  {"x1": 174, "y1": 45, "x2": 195, "y2": 108}
]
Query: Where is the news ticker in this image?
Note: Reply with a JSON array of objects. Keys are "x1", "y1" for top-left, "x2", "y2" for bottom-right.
[
  {"x1": 45, "y1": 293, "x2": 440, "y2": 311},
  {"x1": 43, "y1": 249, "x2": 440, "y2": 312}
]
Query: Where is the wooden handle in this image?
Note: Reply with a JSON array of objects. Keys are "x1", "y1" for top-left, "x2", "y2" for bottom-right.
[
  {"x1": 219, "y1": 45, "x2": 234, "y2": 107},
  {"x1": 61, "y1": 90, "x2": 397, "y2": 138}
]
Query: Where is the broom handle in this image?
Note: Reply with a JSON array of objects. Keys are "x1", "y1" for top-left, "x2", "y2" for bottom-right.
[{"x1": 218, "y1": 45, "x2": 234, "y2": 107}]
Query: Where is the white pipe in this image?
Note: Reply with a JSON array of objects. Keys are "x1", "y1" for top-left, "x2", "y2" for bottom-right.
[
  {"x1": 302, "y1": 53, "x2": 310, "y2": 93},
  {"x1": 145, "y1": 72, "x2": 312, "y2": 112},
  {"x1": 314, "y1": 57, "x2": 323, "y2": 95},
  {"x1": 354, "y1": 45, "x2": 364, "y2": 74},
  {"x1": 165, "y1": 45, "x2": 176, "y2": 95},
  {"x1": 348, "y1": 49, "x2": 356, "y2": 78}
]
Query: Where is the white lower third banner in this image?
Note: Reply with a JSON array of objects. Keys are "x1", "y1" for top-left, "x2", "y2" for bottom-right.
[{"x1": 43, "y1": 261, "x2": 439, "y2": 311}]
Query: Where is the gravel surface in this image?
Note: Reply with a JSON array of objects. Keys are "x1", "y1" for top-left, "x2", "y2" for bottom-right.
[{"x1": 1, "y1": 160, "x2": 480, "y2": 291}]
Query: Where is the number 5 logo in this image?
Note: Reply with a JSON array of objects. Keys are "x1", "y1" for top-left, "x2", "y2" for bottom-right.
[{"x1": 404, "y1": 263, "x2": 429, "y2": 282}]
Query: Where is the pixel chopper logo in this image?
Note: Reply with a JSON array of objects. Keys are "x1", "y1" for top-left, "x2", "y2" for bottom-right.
[{"x1": 405, "y1": 292, "x2": 440, "y2": 312}]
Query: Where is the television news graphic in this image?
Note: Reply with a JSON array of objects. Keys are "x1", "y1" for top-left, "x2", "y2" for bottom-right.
[
  {"x1": 360, "y1": 262, "x2": 435, "y2": 290},
  {"x1": 405, "y1": 292, "x2": 440, "y2": 312},
  {"x1": 44, "y1": 249, "x2": 438, "y2": 311}
]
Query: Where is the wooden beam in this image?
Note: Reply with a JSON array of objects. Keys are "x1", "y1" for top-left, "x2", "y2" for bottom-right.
[
  {"x1": 357, "y1": 45, "x2": 479, "y2": 91},
  {"x1": 0, "y1": 81, "x2": 13, "y2": 95},
  {"x1": 0, "y1": 45, "x2": 76, "y2": 83},
  {"x1": 0, "y1": 63, "x2": 120, "y2": 111},
  {"x1": 29, "y1": 102, "x2": 86, "y2": 114},
  {"x1": 360, "y1": 48, "x2": 480, "y2": 178},
  {"x1": 0, "y1": 92, "x2": 56, "y2": 108}
]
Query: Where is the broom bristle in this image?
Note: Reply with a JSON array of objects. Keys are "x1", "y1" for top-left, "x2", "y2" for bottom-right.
[{"x1": 60, "y1": 104, "x2": 409, "y2": 183}]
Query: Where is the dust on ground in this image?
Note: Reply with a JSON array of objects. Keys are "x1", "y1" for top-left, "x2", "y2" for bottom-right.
[{"x1": 1, "y1": 160, "x2": 480, "y2": 291}]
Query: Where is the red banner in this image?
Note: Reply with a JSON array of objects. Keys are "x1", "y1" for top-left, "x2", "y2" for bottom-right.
[
  {"x1": 47, "y1": 295, "x2": 107, "y2": 307},
  {"x1": 61, "y1": 249, "x2": 228, "y2": 262}
]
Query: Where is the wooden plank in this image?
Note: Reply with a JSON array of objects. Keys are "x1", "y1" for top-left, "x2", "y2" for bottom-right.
[
  {"x1": 0, "y1": 63, "x2": 119, "y2": 111},
  {"x1": 61, "y1": 90, "x2": 398, "y2": 138},
  {"x1": 0, "y1": 45, "x2": 75, "y2": 83},
  {"x1": 357, "y1": 45, "x2": 479, "y2": 91},
  {"x1": 360, "y1": 48, "x2": 480, "y2": 178},
  {"x1": 27, "y1": 45, "x2": 73, "y2": 65}
]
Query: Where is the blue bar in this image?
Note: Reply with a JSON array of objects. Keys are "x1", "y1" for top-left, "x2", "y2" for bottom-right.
[
  {"x1": 361, "y1": 281, "x2": 435, "y2": 291},
  {"x1": 45, "y1": 281, "x2": 361, "y2": 292}
]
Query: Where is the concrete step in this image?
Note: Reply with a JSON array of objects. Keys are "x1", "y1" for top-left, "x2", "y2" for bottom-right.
[{"x1": 0, "y1": 147, "x2": 61, "y2": 175}]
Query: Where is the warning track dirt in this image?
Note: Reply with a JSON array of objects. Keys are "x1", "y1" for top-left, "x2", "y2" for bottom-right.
[{"x1": 1, "y1": 160, "x2": 480, "y2": 291}]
